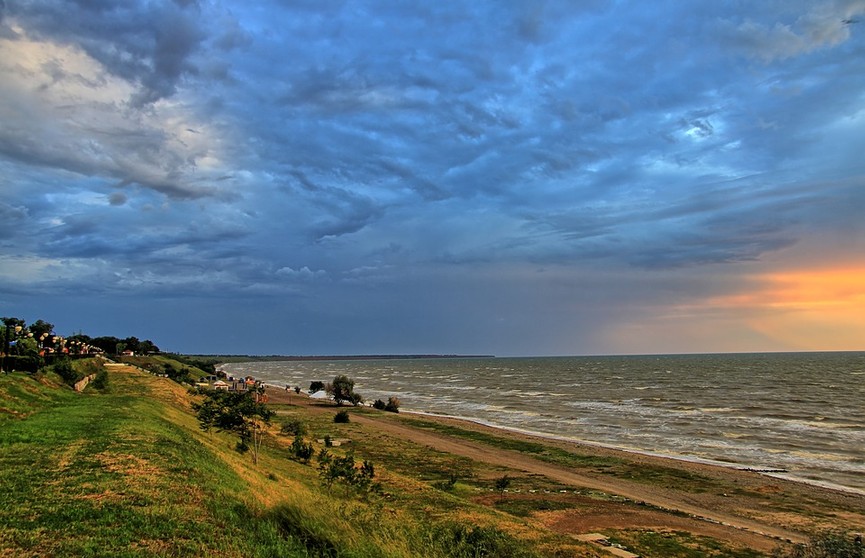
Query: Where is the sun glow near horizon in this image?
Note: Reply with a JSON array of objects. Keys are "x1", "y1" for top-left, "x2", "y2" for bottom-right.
[
  {"x1": 743, "y1": 264, "x2": 865, "y2": 351},
  {"x1": 607, "y1": 262, "x2": 865, "y2": 355},
  {"x1": 702, "y1": 263, "x2": 865, "y2": 352}
]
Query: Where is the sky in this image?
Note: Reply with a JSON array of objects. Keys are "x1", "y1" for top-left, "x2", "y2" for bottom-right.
[{"x1": 1, "y1": 0, "x2": 864, "y2": 356}]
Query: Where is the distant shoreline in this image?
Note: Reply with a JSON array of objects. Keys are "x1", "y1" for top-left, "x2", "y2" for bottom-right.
[{"x1": 190, "y1": 354, "x2": 495, "y2": 362}]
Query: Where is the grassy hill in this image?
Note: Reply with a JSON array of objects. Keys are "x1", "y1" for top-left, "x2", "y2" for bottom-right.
[
  {"x1": 4, "y1": 358, "x2": 862, "y2": 558},
  {"x1": 0, "y1": 360, "x2": 580, "y2": 558}
]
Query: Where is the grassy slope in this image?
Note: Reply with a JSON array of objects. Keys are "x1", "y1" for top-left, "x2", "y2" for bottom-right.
[
  {"x1": 7, "y1": 360, "x2": 852, "y2": 558},
  {"x1": 0, "y1": 364, "x2": 588, "y2": 558},
  {"x1": 0, "y1": 368, "x2": 301, "y2": 557}
]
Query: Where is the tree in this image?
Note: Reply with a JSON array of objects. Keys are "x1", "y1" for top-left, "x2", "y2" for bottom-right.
[
  {"x1": 137, "y1": 339, "x2": 160, "y2": 354},
  {"x1": 290, "y1": 435, "x2": 314, "y2": 463},
  {"x1": 309, "y1": 381, "x2": 325, "y2": 393},
  {"x1": 1, "y1": 317, "x2": 25, "y2": 329},
  {"x1": 193, "y1": 387, "x2": 273, "y2": 464},
  {"x1": 495, "y1": 475, "x2": 511, "y2": 496},
  {"x1": 29, "y1": 320, "x2": 54, "y2": 339},
  {"x1": 329, "y1": 374, "x2": 360, "y2": 406},
  {"x1": 2, "y1": 317, "x2": 26, "y2": 373},
  {"x1": 90, "y1": 336, "x2": 121, "y2": 354},
  {"x1": 317, "y1": 451, "x2": 376, "y2": 492}
]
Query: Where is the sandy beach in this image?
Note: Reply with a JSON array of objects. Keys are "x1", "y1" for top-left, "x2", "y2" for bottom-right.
[{"x1": 265, "y1": 385, "x2": 865, "y2": 554}]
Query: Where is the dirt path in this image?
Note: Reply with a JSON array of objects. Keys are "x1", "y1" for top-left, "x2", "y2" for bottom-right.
[
  {"x1": 349, "y1": 412, "x2": 804, "y2": 549},
  {"x1": 266, "y1": 389, "x2": 824, "y2": 551}
]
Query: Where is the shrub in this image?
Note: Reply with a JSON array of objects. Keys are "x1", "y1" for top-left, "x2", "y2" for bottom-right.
[
  {"x1": 91, "y1": 368, "x2": 109, "y2": 390},
  {"x1": 431, "y1": 523, "x2": 537, "y2": 558},
  {"x1": 772, "y1": 530, "x2": 864, "y2": 558},
  {"x1": 373, "y1": 396, "x2": 400, "y2": 412},
  {"x1": 334, "y1": 410, "x2": 350, "y2": 423},
  {"x1": 318, "y1": 451, "x2": 375, "y2": 491},
  {"x1": 433, "y1": 471, "x2": 460, "y2": 492},
  {"x1": 280, "y1": 419, "x2": 307, "y2": 437},
  {"x1": 384, "y1": 396, "x2": 400, "y2": 413},
  {"x1": 53, "y1": 358, "x2": 80, "y2": 386},
  {"x1": 309, "y1": 381, "x2": 325, "y2": 393},
  {"x1": 163, "y1": 363, "x2": 192, "y2": 385},
  {"x1": 495, "y1": 475, "x2": 511, "y2": 495},
  {"x1": 5, "y1": 355, "x2": 42, "y2": 373},
  {"x1": 291, "y1": 435, "x2": 314, "y2": 463}
]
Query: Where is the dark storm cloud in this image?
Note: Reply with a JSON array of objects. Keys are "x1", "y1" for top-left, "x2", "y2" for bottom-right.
[{"x1": 2, "y1": 0, "x2": 864, "y2": 354}]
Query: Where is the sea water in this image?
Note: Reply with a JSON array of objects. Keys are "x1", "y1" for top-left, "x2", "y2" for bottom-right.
[{"x1": 221, "y1": 352, "x2": 865, "y2": 493}]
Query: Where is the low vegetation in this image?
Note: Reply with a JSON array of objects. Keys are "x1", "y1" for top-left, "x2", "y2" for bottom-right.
[
  {"x1": 193, "y1": 387, "x2": 273, "y2": 463},
  {"x1": 3, "y1": 314, "x2": 863, "y2": 558},
  {"x1": 373, "y1": 395, "x2": 401, "y2": 413},
  {"x1": 771, "y1": 531, "x2": 864, "y2": 558},
  {"x1": 0, "y1": 361, "x2": 566, "y2": 557}
]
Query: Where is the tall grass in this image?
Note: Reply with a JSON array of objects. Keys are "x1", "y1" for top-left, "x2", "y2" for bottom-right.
[{"x1": 0, "y1": 368, "x2": 552, "y2": 558}]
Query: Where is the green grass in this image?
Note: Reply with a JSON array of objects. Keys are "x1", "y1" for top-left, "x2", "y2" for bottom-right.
[
  {"x1": 11, "y1": 366, "x2": 841, "y2": 558},
  {"x1": 607, "y1": 530, "x2": 765, "y2": 558},
  {"x1": 0, "y1": 370, "x2": 567, "y2": 558},
  {"x1": 0, "y1": 372, "x2": 293, "y2": 557},
  {"x1": 493, "y1": 496, "x2": 577, "y2": 518},
  {"x1": 398, "y1": 416, "x2": 718, "y2": 491},
  {"x1": 120, "y1": 354, "x2": 211, "y2": 381},
  {"x1": 0, "y1": 371, "x2": 77, "y2": 421}
]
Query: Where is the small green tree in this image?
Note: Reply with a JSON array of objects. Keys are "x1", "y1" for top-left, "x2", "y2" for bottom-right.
[
  {"x1": 193, "y1": 387, "x2": 273, "y2": 464},
  {"x1": 318, "y1": 451, "x2": 375, "y2": 492},
  {"x1": 280, "y1": 419, "x2": 307, "y2": 437},
  {"x1": 329, "y1": 374, "x2": 360, "y2": 406},
  {"x1": 495, "y1": 474, "x2": 511, "y2": 496},
  {"x1": 291, "y1": 435, "x2": 314, "y2": 463}
]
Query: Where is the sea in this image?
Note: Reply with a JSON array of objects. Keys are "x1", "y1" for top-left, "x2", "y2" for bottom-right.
[{"x1": 220, "y1": 352, "x2": 865, "y2": 494}]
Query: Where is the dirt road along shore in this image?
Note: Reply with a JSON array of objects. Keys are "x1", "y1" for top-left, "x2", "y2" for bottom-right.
[{"x1": 265, "y1": 387, "x2": 865, "y2": 553}]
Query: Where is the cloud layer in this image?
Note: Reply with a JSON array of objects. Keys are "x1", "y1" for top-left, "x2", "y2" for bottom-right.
[{"x1": 1, "y1": 0, "x2": 864, "y2": 354}]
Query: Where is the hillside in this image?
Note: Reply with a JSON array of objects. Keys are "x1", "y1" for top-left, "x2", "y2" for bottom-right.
[
  {"x1": 2, "y1": 359, "x2": 863, "y2": 557},
  {"x1": 0, "y1": 360, "x2": 582, "y2": 557}
]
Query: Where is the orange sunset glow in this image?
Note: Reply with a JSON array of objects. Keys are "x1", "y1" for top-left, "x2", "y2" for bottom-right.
[{"x1": 722, "y1": 264, "x2": 865, "y2": 351}]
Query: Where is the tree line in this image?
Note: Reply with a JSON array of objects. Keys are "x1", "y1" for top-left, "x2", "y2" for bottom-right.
[{"x1": 1, "y1": 315, "x2": 160, "y2": 373}]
